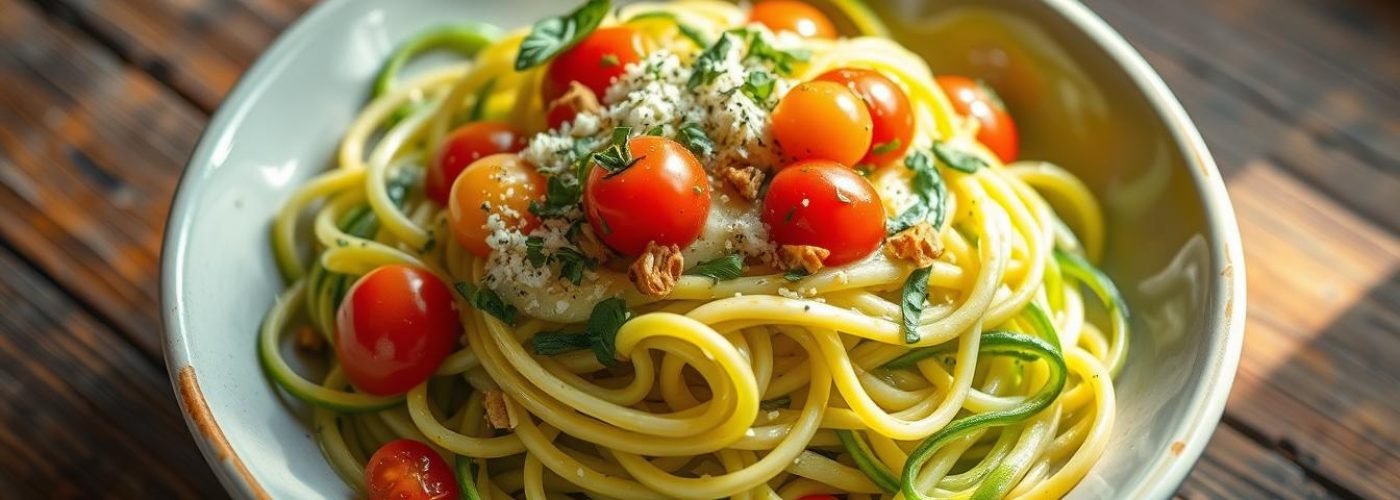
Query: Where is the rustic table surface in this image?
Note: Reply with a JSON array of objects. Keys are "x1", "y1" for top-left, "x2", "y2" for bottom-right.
[{"x1": 0, "y1": 0, "x2": 1395, "y2": 498}]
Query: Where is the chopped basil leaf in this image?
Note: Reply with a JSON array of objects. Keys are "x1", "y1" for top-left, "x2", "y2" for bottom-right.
[
  {"x1": 870, "y1": 138, "x2": 902, "y2": 156},
  {"x1": 524, "y1": 237, "x2": 596, "y2": 285},
  {"x1": 741, "y1": 30, "x2": 809, "y2": 75},
  {"x1": 684, "y1": 254, "x2": 745, "y2": 282},
  {"x1": 741, "y1": 71, "x2": 776, "y2": 104},
  {"x1": 587, "y1": 298, "x2": 629, "y2": 367},
  {"x1": 529, "y1": 175, "x2": 582, "y2": 218},
  {"x1": 531, "y1": 330, "x2": 593, "y2": 355},
  {"x1": 783, "y1": 269, "x2": 809, "y2": 282},
  {"x1": 759, "y1": 395, "x2": 791, "y2": 411},
  {"x1": 886, "y1": 150, "x2": 947, "y2": 234},
  {"x1": 932, "y1": 140, "x2": 988, "y2": 173},
  {"x1": 901, "y1": 266, "x2": 932, "y2": 343},
  {"x1": 688, "y1": 33, "x2": 733, "y2": 89},
  {"x1": 514, "y1": 0, "x2": 610, "y2": 70},
  {"x1": 645, "y1": 124, "x2": 665, "y2": 136},
  {"x1": 678, "y1": 122, "x2": 714, "y2": 157},
  {"x1": 454, "y1": 281, "x2": 518, "y2": 326}
]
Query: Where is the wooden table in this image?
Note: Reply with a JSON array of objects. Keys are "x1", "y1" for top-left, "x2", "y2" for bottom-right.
[{"x1": 0, "y1": 0, "x2": 1395, "y2": 498}]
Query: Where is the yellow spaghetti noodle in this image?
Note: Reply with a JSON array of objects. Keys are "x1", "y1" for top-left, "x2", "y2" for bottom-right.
[{"x1": 259, "y1": 2, "x2": 1128, "y2": 498}]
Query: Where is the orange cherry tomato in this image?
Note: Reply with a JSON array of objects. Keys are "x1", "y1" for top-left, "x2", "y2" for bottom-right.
[
  {"x1": 935, "y1": 76, "x2": 1019, "y2": 163},
  {"x1": 542, "y1": 27, "x2": 643, "y2": 104},
  {"x1": 584, "y1": 136, "x2": 711, "y2": 256},
  {"x1": 750, "y1": 1, "x2": 837, "y2": 39},
  {"x1": 762, "y1": 160, "x2": 884, "y2": 266},
  {"x1": 336, "y1": 265, "x2": 460, "y2": 396},
  {"x1": 447, "y1": 153, "x2": 545, "y2": 257},
  {"x1": 772, "y1": 81, "x2": 873, "y2": 167},
  {"x1": 365, "y1": 439, "x2": 459, "y2": 500},
  {"x1": 816, "y1": 68, "x2": 914, "y2": 166},
  {"x1": 427, "y1": 122, "x2": 524, "y2": 205}
]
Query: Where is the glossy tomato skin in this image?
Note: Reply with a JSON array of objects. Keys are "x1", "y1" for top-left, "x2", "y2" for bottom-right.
[
  {"x1": 365, "y1": 439, "x2": 460, "y2": 500},
  {"x1": 772, "y1": 81, "x2": 874, "y2": 167},
  {"x1": 935, "y1": 76, "x2": 1019, "y2": 163},
  {"x1": 762, "y1": 160, "x2": 884, "y2": 266},
  {"x1": 336, "y1": 265, "x2": 460, "y2": 396},
  {"x1": 816, "y1": 68, "x2": 914, "y2": 166},
  {"x1": 447, "y1": 153, "x2": 545, "y2": 258},
  {"x1": 427, "y1": 122, "x2": 524, "y2": 206},
  {"x1": 584, "y1": 136, "x2": 711, "y2": 256},
  {"x1": 542, "y1": 27, "x2": 643, "y2": 104},
  {"x1": 749, "y1": 1, "x2": 837, "y2": 38}
]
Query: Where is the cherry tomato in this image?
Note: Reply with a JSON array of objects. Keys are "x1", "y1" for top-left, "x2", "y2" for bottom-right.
[
  {"x1": 935, "y1": 75, "x2": 1019, "y2": 163},
  {"x1": 447, "y1": 153, "x2": 546, "y2": 257},
  {"x1": 542, "y1": 27, "x2": 643, "y2": 104},
  {"x1": 816, "y1": 68, "x2": 914, "y2": 166},
  {"x1": 772, "y1": 81, "x2": 873, "y2": 167},
  {"x1": 584, "y1": 136, "x2": 711, "y2": 256},
  {"x1": 762, "y1": 160, "x2": 884, "y2": 266},
  {"x1": 336, "y1": 265, "x2": 460, "y2": 396},
  {"x1": 545, "y1": 82, "x2": 601, "y2": 131},
  {"x1": 749, "y1": 1, "x2": 837, "y2": 39},
  {"x1": 365, "y1": 439, "x2": 459, "y2": 500},
  {"x1": 427, "y1": 122, "x2": 524, "y2": 206}
]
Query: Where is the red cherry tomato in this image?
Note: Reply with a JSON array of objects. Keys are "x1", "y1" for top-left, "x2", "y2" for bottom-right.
[
  {"x1": 584, "y1": 136, "x2": 711, "y2": 256},
  {"x1": 365, "y1": 439, "x2": 459, "y2": 500},
  {"x1": 816, "y1": 68, "x2": 914, "y2": 166},
  {"x1": 447, "y1": 154, "x2": 546, "y2": 258},
  {"x1": 935, "y1": 76, "x2": 1019, "y2": 163},
  {"x1": 427, "y1": 122, "x2": 524, "y2": 205},
  {"x1": 772, "y1": 81, "x2": 873, "y2": 167},
  {"x1": 542, "y1": 27, "x2": 643, "y2": 104},
  {"x1": 336, "y1": 265, "x2": 460, "y2": 396},
  {"x1": 750, "y1": 1, "x2": 837, "y2": 38},
  {"x1": 762, "y1": 160, "x2": 884, "y2": 266}
]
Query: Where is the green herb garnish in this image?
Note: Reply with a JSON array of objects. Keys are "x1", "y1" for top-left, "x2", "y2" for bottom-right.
[
  {"x1": 932, "y1": 140, "x2": 988, "y2": 173},
  {"x1": 684, "y1": 254, "x2": 745, "y2": 282},
  {"x1": 886, "y1": 150, "x2": 947, "y2": 234},
  {"x1": 454, "y1": 281, "x2": 518, "y2": 326},
  {"x1": 740, "y1": 70, "x2": 777, "y2": 103},
  {"x1": 678, "y1": 122, "x2": 714, "y2": 157},
  {"x1": 901, "y1": 266, "x2": 932, "y2": 343},
  {"x1": 688, "y1": 33, "x2": 734, "y2": 89},
  {"x1": 593, "y1": 126, "x2": 643, "y2": 177},
  {"x1": 515, "y1": 0, "x2": 610, "y2": 70}
]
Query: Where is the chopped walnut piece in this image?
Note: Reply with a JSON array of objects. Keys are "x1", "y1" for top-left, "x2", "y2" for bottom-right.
[
  {"x1": 886, "y1": 222, "x2": 944, "y2": 267},
  {"x1": 717, "y1": 165, "x2": 766, "y2": 201},
  {"x1": 294, "y1": 326, "x2": 324, "y2": 353},
  {"x1": 778, "y1": 245, "x2": 831, "y2": 274},
  {"x1": 628, "y1": 241, "x2": 684, "y2": 296},
  {"x1": 575, "y1": 223, "x2": 611, "y2": 263},
  {"x1": 546, "y1": 81, "x2": 602, "y2": 126},
  {"x1": 483, "y1": 389, "x2": 514, "y2": 430}
]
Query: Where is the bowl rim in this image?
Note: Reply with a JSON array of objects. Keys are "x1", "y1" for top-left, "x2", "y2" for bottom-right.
[{"x1": 159, "y1": 0, "x2": 1247, "y2": 498}]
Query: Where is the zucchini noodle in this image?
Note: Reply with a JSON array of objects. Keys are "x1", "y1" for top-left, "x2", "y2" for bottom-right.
[{"x1": 259, "y1": 1, "x2": 1129, "y2": 498}]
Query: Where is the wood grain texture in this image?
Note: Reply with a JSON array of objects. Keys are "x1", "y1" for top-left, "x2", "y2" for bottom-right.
[
  {"x1": 31, "y1": 0, "x2": 318, "y2": 112},
  {"x1": 0, "y1": 242, "x2": 222, "y2": 498},
  {"x1": 1224, "y1": 164, "x2": 1400, "y2": 499},
  {"x1": 1177, "y1": 424, "x2": 1338, "y2": 500},
  {"x1": 0, "y1": 0, "x2": 205, "y2": 355}
]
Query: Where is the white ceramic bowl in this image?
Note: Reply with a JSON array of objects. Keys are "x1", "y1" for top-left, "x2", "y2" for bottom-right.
[{"x1": 161, "y1": 0, "x2": 1246, "y2": 498}]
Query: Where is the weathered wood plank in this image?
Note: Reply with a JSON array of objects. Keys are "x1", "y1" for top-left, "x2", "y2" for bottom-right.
[
  {"x1": 32, "y1": 0, "x2": 318, "y2": 112},
  {"x1": 1083, "y1": 0, "x2": 1400, "y2": 233},
  {"x1": 1177, "y1": 424, "x2": 1338, "y2": 500},
  {"x1": 1223, "y1": 164, "x2": 1400, "y2": 499},
  {"x1": 0, "y1": 0, "x2": 207, "y2": 354},
  {"x1": 0, "y1": 243, "x2": 222, "y2": 498}
]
